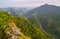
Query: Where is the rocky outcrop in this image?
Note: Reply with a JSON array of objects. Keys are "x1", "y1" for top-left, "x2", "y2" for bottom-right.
[
  {"x1": 4, "y1": 22, "x2": 31, "y2": 39},
  {"x1": 4, "y1": 22, "x2": 20, "y2": 39}
]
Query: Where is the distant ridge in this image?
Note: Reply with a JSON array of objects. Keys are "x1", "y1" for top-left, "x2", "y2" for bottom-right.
[
  {"x1": 25, "y1": 4, "x2": 60, "y2": 39},
  {"x1": 24, "y1": 4, "x2": 60, "y2": 17}
]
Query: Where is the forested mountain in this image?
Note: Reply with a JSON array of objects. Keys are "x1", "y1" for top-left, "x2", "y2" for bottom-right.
[
  {"x1": 0, "y1": 11, "x2": 51, "y2": 39},
  {"x1": 0, "y1": 4, "x2": 60, "y2": 39},
  {"x1": 24, "y1": 4, "x2": 60, "y2": 39},
  {"x1": 24, "y1": 4, "x2": 60, "y2": 17}
]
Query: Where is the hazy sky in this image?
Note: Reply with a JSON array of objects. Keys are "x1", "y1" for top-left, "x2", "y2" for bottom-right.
[{"x1": 0, "y1": 0, "x2": 60, "y2": 8}]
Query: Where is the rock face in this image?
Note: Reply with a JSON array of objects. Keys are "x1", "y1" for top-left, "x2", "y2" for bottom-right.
[
  {"x1": 4, "y1": 22, "x2": 20, "y2": 39},
  {"x1": 4, "y1": 22, "x2": 31, "y2": 39}
]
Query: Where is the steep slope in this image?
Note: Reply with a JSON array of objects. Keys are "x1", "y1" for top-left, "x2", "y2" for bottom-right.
[
  {"x1": 0, "y1": 11, "x2": 10, "y2": 39},
  {"x1": 14, "y1": 17, "x2": 51, "y2": 39},
  {"x1": 0, "y1": 11, "x2": 30, "y2": 39},
  {"x1": 0, "y1": 11, "x2": 51, "y2": 39},
  {"x1": 25, "y1": 4, "x2": 60, "y2": 39},
  {"x1": 0, "y1": 11, "x2": 21, "y2": 39}
]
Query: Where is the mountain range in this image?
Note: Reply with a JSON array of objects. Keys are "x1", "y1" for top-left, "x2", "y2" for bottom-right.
[
  {"x1": 0, "y1": 4, "x2": 60, "y2": 39},
  {"x1": 24, "y1": 4, "x2": 60, "y2": 39},
  {"x1": 0, "y1": 7, "x2": 31, "y2": 16},
  {"x1": 24, "y1": 4, "x2": 60, "y2": 17}
]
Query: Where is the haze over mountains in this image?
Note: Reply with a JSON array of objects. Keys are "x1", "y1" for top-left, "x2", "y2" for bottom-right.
[
  {"x1": 0, "y1": 4, "x2": 60, "y2": 16},
  {"x1": 0, "y1": 4, "x2": 60, "y2": 39},
  {"x1": 24, "y1": 4, "x2": 60, "y2": 39},
  {"x1": 24, "y1": 4, "x2": 60, "y2": 17},
  {"x1": 0, "y1": 7, "x2": 32, "y2": 16}
]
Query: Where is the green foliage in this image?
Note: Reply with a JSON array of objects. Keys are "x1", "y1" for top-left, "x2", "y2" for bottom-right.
[
  {"x1": 0, "y1": 11, "x2": 10, "y2": 39},
  {"x1": 28, "y1": 11, "x2": 60, "y2": 39},
  {"x1": 14, "y1": 17, "x2": 51, "y2": 39},
  {"x1": 0, "y1": 11, "x2": 51, "y2": 39}
]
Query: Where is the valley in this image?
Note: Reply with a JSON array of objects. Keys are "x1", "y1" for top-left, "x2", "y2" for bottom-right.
[{"x1": 0, "y1": 4, "x2": 60, "y2": 39}]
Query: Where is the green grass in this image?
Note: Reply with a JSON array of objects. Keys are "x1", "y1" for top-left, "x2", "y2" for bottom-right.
[{"x1": 0, "y1": 11, "x2": 51, "y2": 39}]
